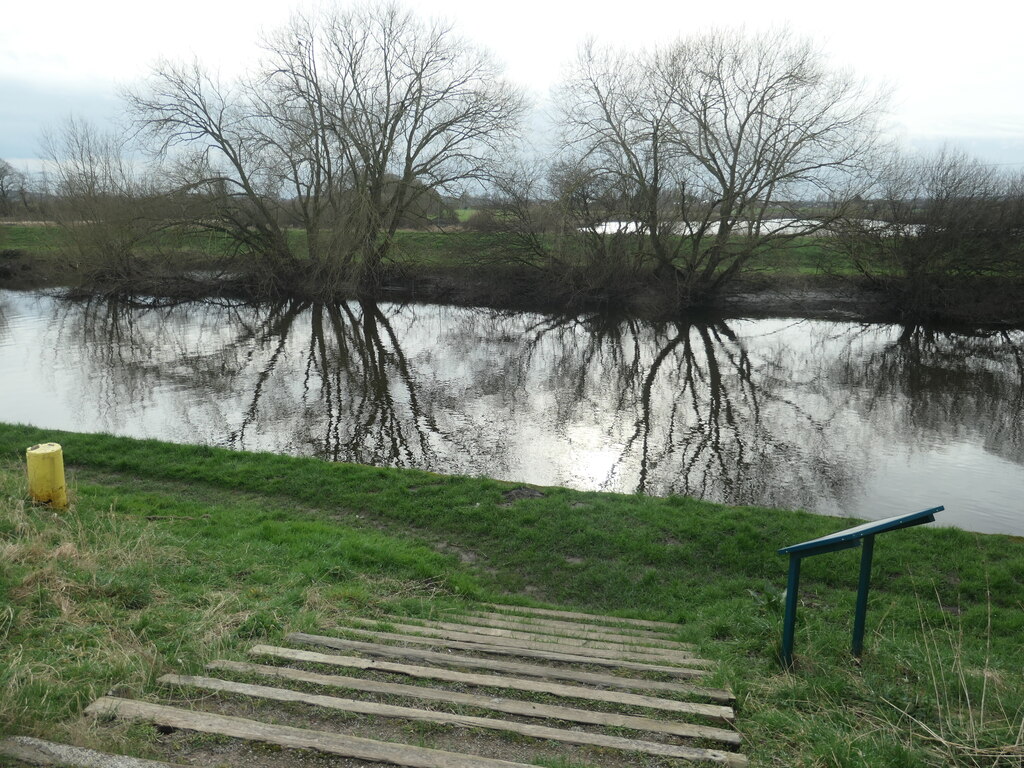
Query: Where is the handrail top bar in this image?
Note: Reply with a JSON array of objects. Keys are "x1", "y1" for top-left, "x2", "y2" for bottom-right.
[{"x1": 778, "y1": 506, "x2": 944, "y2": 556}]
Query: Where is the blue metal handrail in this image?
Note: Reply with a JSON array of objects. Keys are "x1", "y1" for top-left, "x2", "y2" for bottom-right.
[{"x1": 777, "y1": 506, "x2": 943, "y2": 668}]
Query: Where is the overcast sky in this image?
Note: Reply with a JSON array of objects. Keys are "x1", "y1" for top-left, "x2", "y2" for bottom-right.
[{"x1": 3, "y1": 0, "x2": 1023, "y2": 169}]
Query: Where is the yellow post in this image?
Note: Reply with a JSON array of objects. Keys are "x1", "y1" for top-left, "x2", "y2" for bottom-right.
[{"x1": 26, "y1": 443, "x2": 68, "y2": 509}]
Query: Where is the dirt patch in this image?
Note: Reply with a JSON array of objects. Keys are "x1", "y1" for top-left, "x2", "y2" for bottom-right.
[
  {"x1": 0, "y1": 249, "x2": 39, "y2": 286},
  {"x1": 717, "y1": 275, "x2": 894, "y2": 321},
  {"x1": 499, "y1": 487, "x2": 545, "y2": 507},
  {"x1": 432, "y1": 541, "x2": 480, "y2": 564}
]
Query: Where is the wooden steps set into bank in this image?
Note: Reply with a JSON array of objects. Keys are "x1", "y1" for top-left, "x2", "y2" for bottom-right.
[{"x1": 81, "y1": 604, "x2": 746, "y2": 768}]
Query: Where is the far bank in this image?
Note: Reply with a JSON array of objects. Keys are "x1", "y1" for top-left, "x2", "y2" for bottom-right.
[{"x1": 4, "y1": 224, "x2": 1024, "y2": 326}]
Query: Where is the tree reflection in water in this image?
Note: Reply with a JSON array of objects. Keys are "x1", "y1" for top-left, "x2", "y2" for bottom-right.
[
  {"x1": 825, "y1": 323, "x2": 1024, "y2": 465},
  {"x1": 127, "y1": 298, "x2": 448, "y2": 467},
  {"x1": 16, "y1": 293, "x2": 1024, "y2": 532},
  {"x1": 518, "y1": 314, "x2": 856, "y2": 510}
]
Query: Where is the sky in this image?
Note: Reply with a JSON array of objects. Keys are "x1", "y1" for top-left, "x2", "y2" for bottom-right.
[{"x1": 2, "y1": 0, "x2": 1023, "y2": 171}]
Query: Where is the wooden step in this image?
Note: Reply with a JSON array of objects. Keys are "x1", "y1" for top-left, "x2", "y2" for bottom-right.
[
  {"x1": 437, "y1": 613, "x2": 684, "y2": 647},
  {"x1": 0, "y1": 736, "x2": 189, "y2": 767},
  {"x1": 159, "y1": 673, "x2": 745, "y2": 765},
  {"x1": 286, "y1": 633, "x2": 717, "y2": 694},
  {"x1": 79, "y1": 599, "x2": 746, "y2": 768},
  {"x1": 315, "y1": 628, "x2": 713, "y2": 676},
  {"x1": 466, "y1": 611, "x2": 678, "y2": 642},
  {"x1": 348, "y1": 617, "x2": 701, "y2": 663},
  {"x1": 85, "y1": 697, "x2": 536, "y2": 768},
  {"x1": 251, "y1": 645, "x2": 736, "y2": 715},
  {"x1": 208, "y1": 659, "x2": 741, "y2": 743},
  {"x1": 482, "y1": 604, "x2": 682, "y2": 632}
]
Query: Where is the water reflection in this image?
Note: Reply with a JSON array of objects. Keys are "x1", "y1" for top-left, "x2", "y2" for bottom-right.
[
  {"x1": 826, "y1": 324, "x2": 1024, "y2": 465},
  {"x1": 54, "y1": 298, "x2": 450, "y2": 467},
  {"x1": 2, "y1": 290, "x2": 1023, "y2": 534},
  {"x1": 0, "y1": 298, "x2": 9, "y2": 345},
  {"x1": 517, "y1": 315, "x2": 859, "y2": 512}
]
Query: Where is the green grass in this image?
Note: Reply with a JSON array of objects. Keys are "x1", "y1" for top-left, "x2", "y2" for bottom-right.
[
  {"x1": 3, "y1": 222, "x2": 1018, "y2": 304},
  {"x1": 2, "y1": 422, "x2": 1023, "y2": 766},
  {"x1": 0, "y1": 222, "x2": 853, "y2": 276},
  {"x1": 159, "y1": 226, "x2": 506, "y2": 266},
  {"x1": 0, "y1": 224, "x2": 66, "y2": 253}
]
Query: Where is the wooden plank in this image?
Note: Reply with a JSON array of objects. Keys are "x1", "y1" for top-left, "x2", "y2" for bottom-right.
[
  {"x1": 87, "y1": 700, "x2": 540, "y2": 768},
  {"x1": 251, "y1": 645, "x2": 736, "y2": 716},
  {"x1": 0, "y1": 737, "x2": 190, "y2": 767},
  {"x1": 440, "y1": 613, "x2": 686, "y2": 647},
  {"x1": 208, "y1": 659, "x2": 741, "y2": 744},
  {"x1": 158, "y1": 674, "x2": 745, "y2": 766},
  {"x1": 386, "y1": 616, "x2": 668, "y2": 652},
  {"x1": 482, "y1": 604, "x2": 682, "y2": 632},
  {"x1": 318, "y1": 628, "x2": 712, "y2": 677},
  {"x1": 86, "y1": 697, "x2": 537, "y2": 768},
  {"x1": 467, "y1": 611, "x2": 678, "y2": 642},
  {"x1": 350, "y1": 617, "x2": 701, "y2": 664},
  {"x1": 269, "y1": 640, "x2": 734, "y2": 710}
]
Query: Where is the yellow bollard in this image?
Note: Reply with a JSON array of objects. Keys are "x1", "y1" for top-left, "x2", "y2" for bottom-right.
[{"x1": 26, "y1": 443, "x2": 68, "y2": 509}]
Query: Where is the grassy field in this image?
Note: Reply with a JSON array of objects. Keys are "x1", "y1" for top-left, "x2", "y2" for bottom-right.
[
  {"x1": 2, "y1": 422, "x2": 1023, "y2": 766},
  {"x1": 1, "y1": 221, "x2": 841, "y2": 274},
  {"x1": 0, "y1": 224, "x2": 67, "y2": 254}
]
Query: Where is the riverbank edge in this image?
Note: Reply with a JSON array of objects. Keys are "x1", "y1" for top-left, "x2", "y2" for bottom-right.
[
  {"x1": 6, "y1": 238, "x2": 1024, "y2": 326},
  {"x1": 2, "y1": 423, "x2": 1024, "y2": 767}
]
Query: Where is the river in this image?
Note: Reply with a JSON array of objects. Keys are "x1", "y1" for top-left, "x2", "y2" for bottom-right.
[{"x1": 1, "y1": 289, "x2": 1022, "y2": 535}]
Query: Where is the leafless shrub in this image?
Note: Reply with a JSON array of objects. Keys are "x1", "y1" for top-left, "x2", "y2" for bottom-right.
[
  {"x1": 834, "y1": 149, "x2": 1024, "y2": 321},
  {"x1": 42, "y1": 117, "x2": 175, "y2": 288},
  {"x1": 0, "y1": 159, "x2": 30, "y2": 218}
]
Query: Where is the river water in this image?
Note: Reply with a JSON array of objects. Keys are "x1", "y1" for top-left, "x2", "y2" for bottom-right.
[{"x1": 1, "y1": 289, "x2": 1022, "y2": 535}]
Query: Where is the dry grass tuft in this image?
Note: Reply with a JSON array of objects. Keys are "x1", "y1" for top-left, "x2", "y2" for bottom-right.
[
  {"x1": 873, "y1": 593, "x2": 1024, "y2": 767},
  {"x1": 0, "y1": 465, "x2": 174, "y2": 741}
]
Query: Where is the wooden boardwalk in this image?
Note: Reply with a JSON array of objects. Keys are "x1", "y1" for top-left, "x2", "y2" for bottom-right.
[{"x1": 83, "y1": 605, "x2": 747, "y2": 767}]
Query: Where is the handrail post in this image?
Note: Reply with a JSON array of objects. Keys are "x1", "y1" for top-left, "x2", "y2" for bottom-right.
[
  {"x1": 777, "y1": 507, "x2": 941, "y2": 667},
  {"x1": 851, "y1": 533, "x2": 875, "y2": 658},
  {"x1": 780, "y1": 554, "x2": 801, "y2": 668}
]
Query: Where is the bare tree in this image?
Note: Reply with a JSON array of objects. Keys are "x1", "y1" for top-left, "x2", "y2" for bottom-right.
[
  {"x1": 127, "y1": 1, "x2": 525, "y2": 296},
  {"x1": 314, "y1": 3, "x2": 524, "y2": 282},
  {"x1": 556, "y1": 30, "x2": 885, "y2": 302},
  {"x1": 558, "y1": 41, "x2": 680, "y2": 273},
  {"x1": 0, "y1": 160, "x2": 27, "y2": 218},
  {"x1": 126, "y1": 61, "x2": 302, "y2": 294}
]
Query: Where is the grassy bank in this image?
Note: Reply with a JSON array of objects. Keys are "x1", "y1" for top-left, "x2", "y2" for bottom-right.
[
  {"x1": 6, "y1": 221, "x2": 1024, "y2": 325},
  {"x1": 0, "y1": 221, "x2": 845, "y2": 299},
  {"x1": 2, "y1": 423, "x2": 1023, "y2": 766}
]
